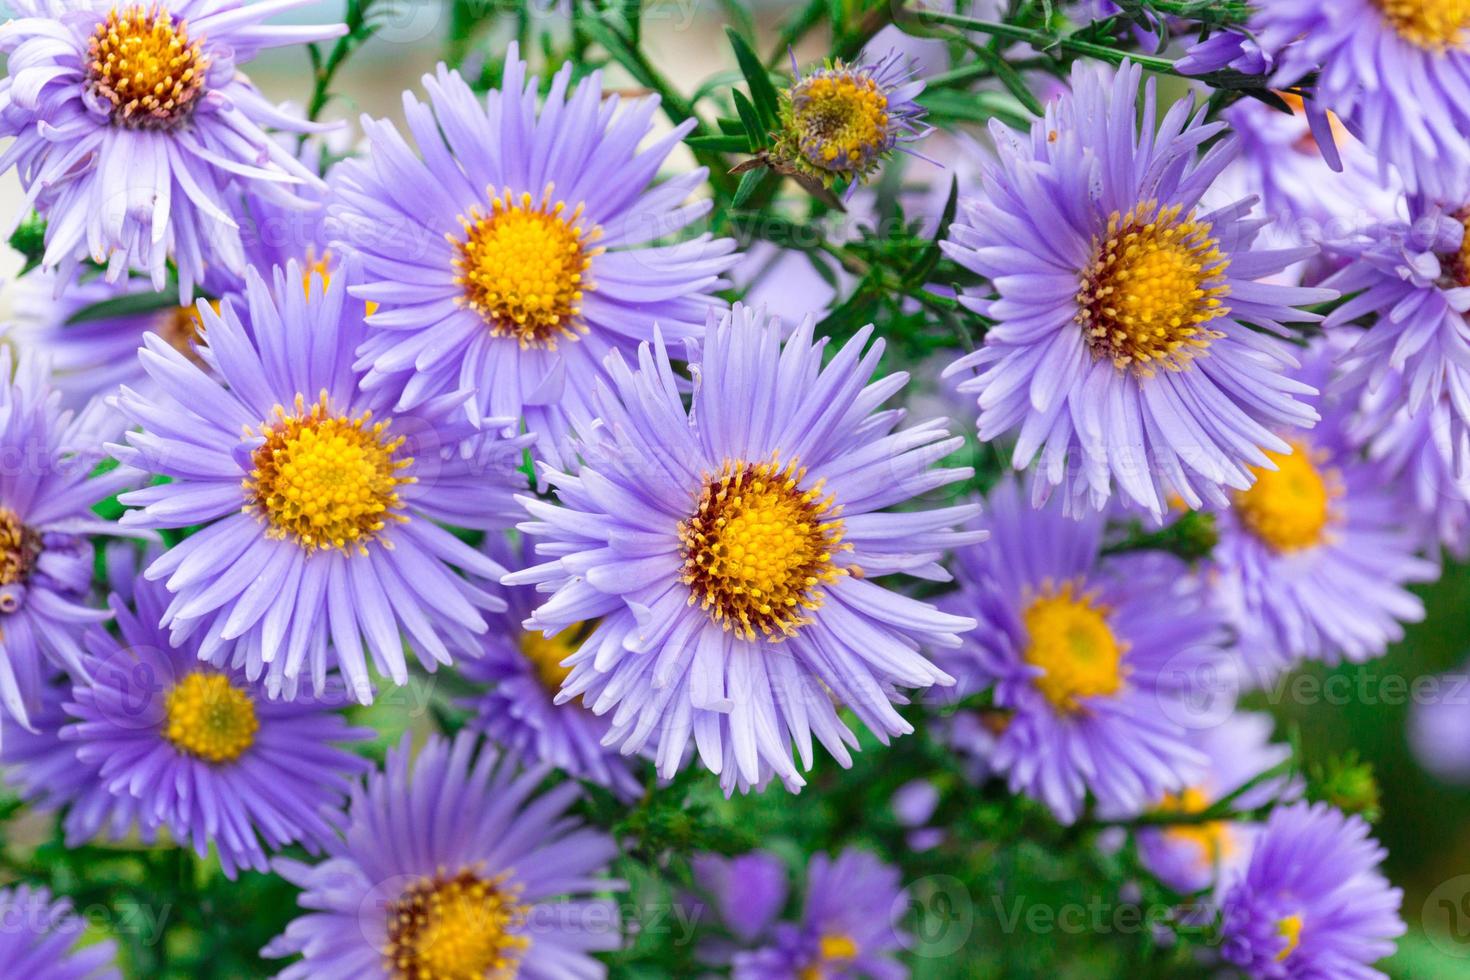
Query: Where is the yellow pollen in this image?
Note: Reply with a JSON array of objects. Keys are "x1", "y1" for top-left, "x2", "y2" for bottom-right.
[
  {"x1": 1276, "y1": 913, "x2": 1304, "y2": 963},
  {"x1": 519, "y1": 626, "x2": 579, "y2": 693},
  {"x1": 454, "y1": 185, "x2": 602, "y2": 350},
  {"x1": 1233, "y1": 441, "x2": 1340, "y2": 553},
  {"x1": 157, "y1": 300, "x2": 216, "y2": 365},
  {"x1": 1375, "y1": 0, "x2": 1470, "y2": 49},
  {"x1": 1156, "y1": 786, "x2": 1236, "y2": 870},
  {"x1": 243, "y1": 391, "x2": 413, "y2": 556},
  {"x1": 87, "y1": 5, "x2": 210, "y2": 129},
  {"x1": 1448, "y1": 210, "x2": 1470, "y2": 288},
  {"x1": 0, "y1": 508, "x2": 41, "y2": 590},
  {"x1": 1077, "y1": 200, "x2": 1231, "y2": 375},
  {"x1": 384, "y1": 869, "x2": 529, "y2": 980},
  {"x1": 799, "y1": 934, "x2": 861, "y2": 980},
  {"x1": 789, "y1": 68, "x2": 891, "y2": 173},
  {"x1": 1021, "y1": 581, "x2": 1127, "y2": 712},
  {"x1": 679, "y1": 455, "x2": 850, "y2": 641},
  {"x1": 163, "y1": 672, "x2": 258, "y2": 764},
  {"x1": 302, "y1": 249, "x2": 335, "y2": 298}
]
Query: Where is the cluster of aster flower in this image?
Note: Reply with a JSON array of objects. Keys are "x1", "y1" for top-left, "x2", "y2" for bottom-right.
[{"x1": 0, "y1": 0, "x2": 1455, "y2": 976}]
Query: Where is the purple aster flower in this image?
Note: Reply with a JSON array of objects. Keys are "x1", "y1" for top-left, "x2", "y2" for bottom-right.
[
  {"x1": 332, "y1": 45, "x2": 737, "y2": 467},
  {"x1": 1324, "y1": 197, "x2": 1470, "y2": 469},
  {"x1": 693, "y1": 851, "x2": 790, "y2": 949},
  {"x1": 61, "y1": 571, "x2": 371, "y2": 878},
  {"x1": 6, "y1": 268, "x2": 219, "y2": 410},
  {"x1": 1210, "y1": 343, "x2": 1434, "y2": 679},
  {"x1": 0, "y1": 350, "x2": 138, "y2": 734},
  {"x1": 0, "y1": 1, "x2": 344, "y2": 297},
  {"x1": 933, "y1": 478, "x2": 1230, "y2": 823},
  {"x1": 1409, "y1": 659, "x2": 1470, "y2": 783},
  {"x1": 772, "y1": 47, "x2": 930, "y2": 193},
  {"x1": 1133, "y1": 712, "x2": 1293, "y2": 895},
  {"x1": 1255, "y1": 0, "x2": 1470, "y2": 198},
  {"x1": 0, "y1": 884, "x2": 120, "y2": 980},
  {"x1": 1204, "y1": 98, "x2": 1397, "y2": 245},
  {"x1": 457, "y1": 534, "x2": 643, "y2": 798},
  {"x1": 1, "y1": 673, "x2": 155, "y2": 846},
  {"x1": 110, "y1": 259, "x2": 529, "y2": 702},
  {"x1": 732, "y1": 850, "x2": 907, "y2": 980},
  {"x1": 943, "y1": 60, "x2": 1330, "y2": 518},
  {"x1": 508, "y1": 305, "x2": 982, "y2": 793},
  {"x1": 1349, "y1": 369, "x2": 1470, "y2": 557},
  {"x1": 1220, "y1": 801, "x2": 1404, "y2": 978},
  {"x1": 263, "y1": 731, "x2": 624, "y2": 979},
  {"x1": 1175, "y1": 28, "x2": 1274, "y2": 78}
]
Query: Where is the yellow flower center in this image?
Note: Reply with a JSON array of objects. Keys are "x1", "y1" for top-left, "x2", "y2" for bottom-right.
[
  {"x1": 0, "y1": 508, "x2": 41, "y2": 591},
  {"x1": 163, "y1": 672, "x2": 258, "y2": 763},
  {"x1": 789, "y1": 68, "x2": 891, "y2": 173},
  {"x1": 1156, "y1": 786, "x2": 1236, "y2": 870},
  {"x1": 1376, "y1": 0, "x2": 1470, "y2": 49},
  {"x1": 1077, "y1": 201, "x2": 1231, "y2": 375},
  {"x1": 519, "y1": 626, "x2": 579, "y2": 693},
  {"x1": 455, "y1": 186, "x2": 602, "y2": 350},
  {"x1": 1021, "y1": 582, "x2": 1127, "y2": 712},
  {"x1": 1448, "y1": 210, "x2": 1470, "y2": 288},
  {"x1": 1275, "y1": 913, "x2": 1304, "y2": 963},
  {"x1": 86, "y1": 5, "x2": 210, "y2": 129},
  {"x1": 244, "y1": 392, "x2": 413, "y2": 556},
  {"x1": 679, "y1": 456, "x2": 848, "y2": 641},
  {"x1": 1233, "y1": 441, "x2": 1339, "y2": 553},
  {"x1": 385, "y1": 869, "x2": 529, "y2": 980},
  {"x1": 157, "y1": 300, "x2": 216, "y2": 366},
  {"x1": 799, "y1": 934, "x2": 861, "y2": 980}
]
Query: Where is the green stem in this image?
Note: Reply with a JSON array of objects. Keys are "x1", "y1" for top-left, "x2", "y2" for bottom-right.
[{"x1": 908, "y1": 8, "x2": 1180, "y2": 75}]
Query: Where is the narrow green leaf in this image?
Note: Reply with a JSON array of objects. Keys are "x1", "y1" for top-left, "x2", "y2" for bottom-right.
[
  {"x1": 732, "y1": 167, "x2": 770, "y2": 208},
  {"x1": 724, "y1": 26, "x2": 781, "y2": 132},
  {"x1": 687, "y1": 134, "x2": 752, "y2": 152},
  {"x1": 974, "y1": 46, "x2": 1044, "y2": 117},
  {"x1": 731, "y1": 89, "x2": 766, "y2": 147},
  {"x1": 906, "y1": 176, "x2": 960, "y2": 286},
  {"x1": 65, "y1": 290, "x2": 181, "y2": 326}
]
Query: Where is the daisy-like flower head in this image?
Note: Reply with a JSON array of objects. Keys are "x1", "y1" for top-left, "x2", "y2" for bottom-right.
[
  {"x1": 1220, "y1": 801, "x2": 1404, "y2": 979},
  {"x1": 2, "y1": 674, "x2": 155, "y2": 847},
  {"x1": 1211, "y1": 343, "x2": 1435, "y2": 680},
  {"x1": 943, "y1": 60, "x2": 1331, "y2": 519},
  {"x1": 61, "y1": 572, "x2": 372, "y2": 878},
  {"x1": 1324, "y1": 195, "x2": 1470, "y2": 457},
  {"x1": 508, "y1": 305, "x2": 983, "y2": 793},
  {"x1": 1350, "y1": 371, "x2": 1470, "y2": 558},
  {"x1": 332, "y1": 44, "x2": 737, "y2": 467},
  {"x1": 7, "y1": 268, "x2": 220, "y2": 410},
  {"x1": 1255, "y1": 0, "x2": 1470, "y2": 198},
  {"x1": 0, "y1": 1, "x2": 345, "y2": 298},
  {"x1": 1132, "y1": 712, "x2": 1293, "y2": 895},
  {"x1": 0, "y1": 350, "x2": 138, "y2": 734},
  {"x1": 0, "y1": 884, "x2": 120, "y2": 980},
  {"x1": 111, "y1": 258, "x2": 530, "y2": 702},
  {"x1": 771, "y1": 47, "x2": 929, "y2": 190},
  {"x1": 457, "y1": 535, "x2": 643, "y2": 798},
  {"x1": 934, "y1": 478, "x2": 1231, "y2": 823},
  {"x1": 263, "y1": 731, "x2": 624, "y2": 979},
  {"x1": 729, "y1": 849, "x2": 907, "y2": 980}
]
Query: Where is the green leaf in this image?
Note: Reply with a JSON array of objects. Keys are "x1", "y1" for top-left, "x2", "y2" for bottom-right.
[
  {"x1": 974, "y1": 45, "x2": 1044, "y2": 117},
  {"x1": 732, "y1": 167, "x2": 770, "y2": 208},
  {"x1": 906, "y1": 176, "x2": 959, "y2": 287},
  {"x1": 731, "y1": 89, "x2": 766, "y2": 148},
  {"x1": 8, "y1": 213, "x2": 46, "y2": 278},
  {"x1": 686, "y1": 133, "x2": 752, "y2": 152},
  {"x1": 725, "y1": 26, "x2": 781, "y2": 133},
  {"x1": 65, "y1": 290, "x2": 181, "y2": 326}
]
